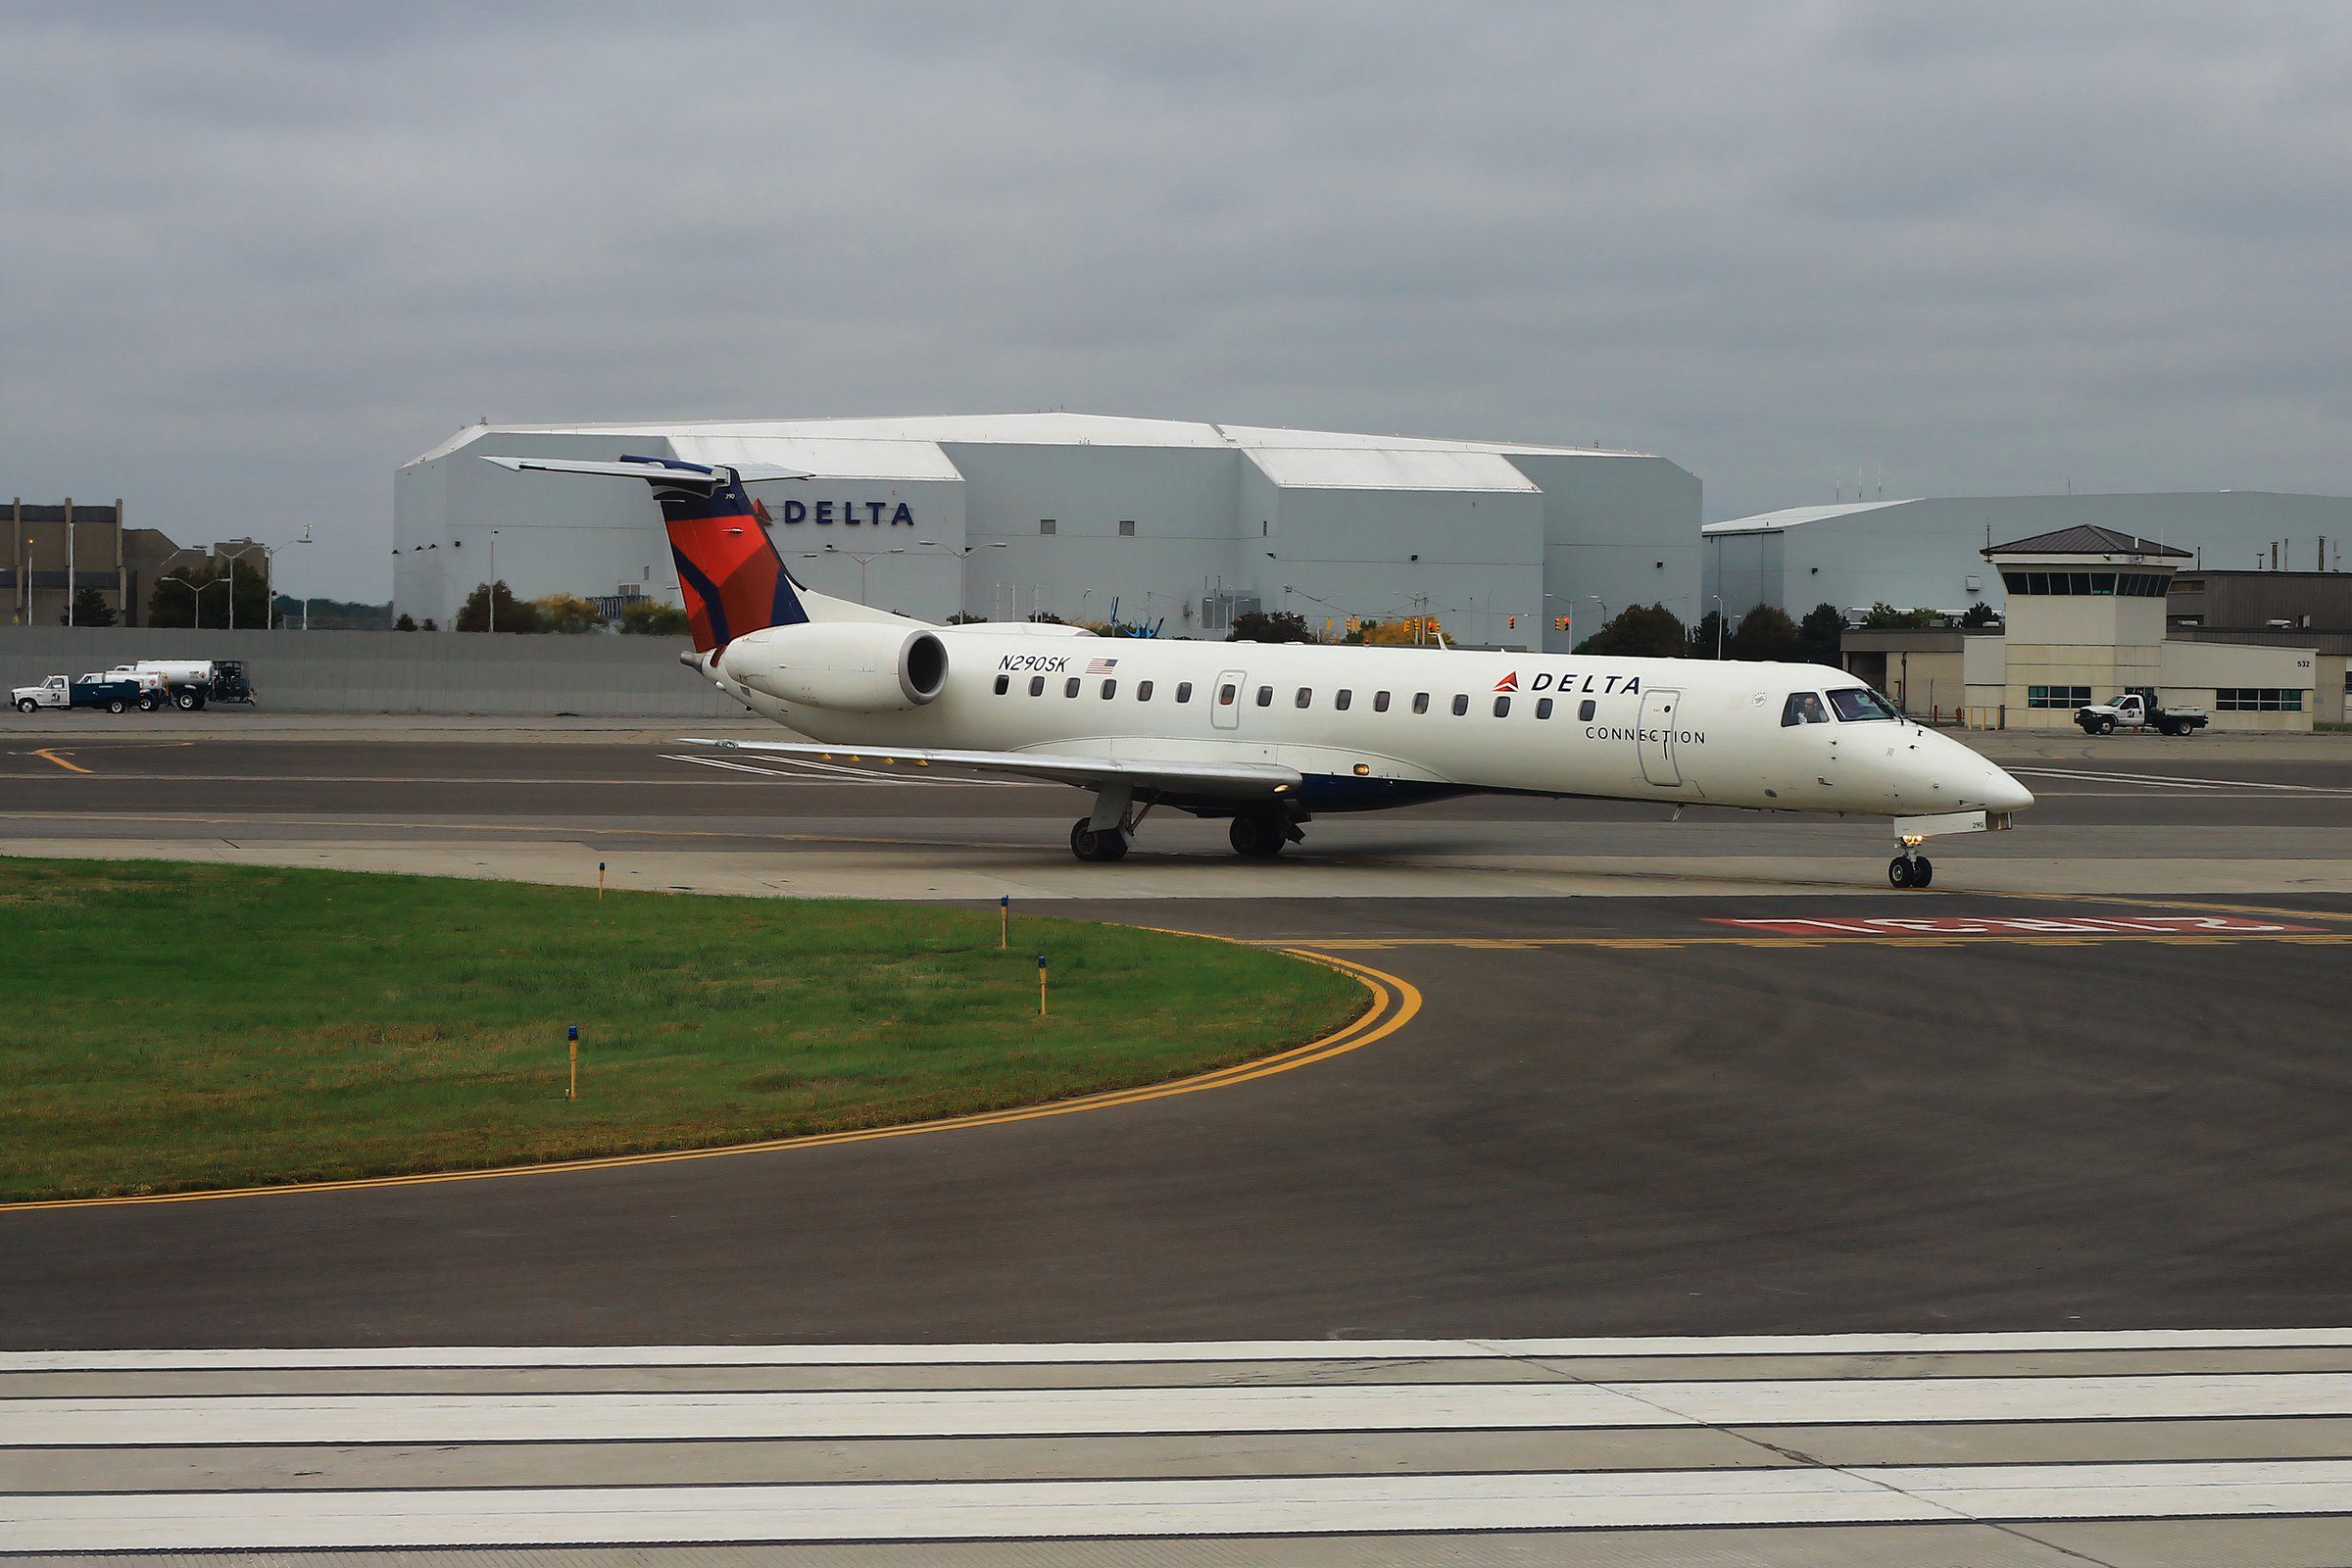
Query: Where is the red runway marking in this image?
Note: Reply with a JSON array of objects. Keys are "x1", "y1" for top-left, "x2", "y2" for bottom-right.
[{"x1": 1708, "y1": 914, "x2": 2326, "y2": 938}]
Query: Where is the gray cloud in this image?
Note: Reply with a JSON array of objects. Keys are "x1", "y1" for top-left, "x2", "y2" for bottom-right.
[{"x1": 5, "y1": 0, "x2": 2348, "y2": 597}]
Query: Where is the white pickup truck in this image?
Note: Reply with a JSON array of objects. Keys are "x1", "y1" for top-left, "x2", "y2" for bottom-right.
[
  {"x1": 13, "y1": 672, "x2": 143, "y2": 713},
  {"x1": 2076, "y1": 691, "x2": 2209, "y2": 736}
]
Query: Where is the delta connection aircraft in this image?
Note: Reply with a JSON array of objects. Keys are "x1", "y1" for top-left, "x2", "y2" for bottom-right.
[{"x1": 492, "y1": 455, "x2": 2033, "y2": 886}]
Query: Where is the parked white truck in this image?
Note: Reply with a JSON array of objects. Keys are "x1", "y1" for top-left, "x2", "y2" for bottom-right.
[
  {"x1": 2075, "y1": 691, "x2": 2209, "y2": 736},
  {"x1": 13, "y1": 673, "x2": 142, "y2": 713},
  {"x1": 102, "y1": 659, "x2": 254, "y2": 710}
]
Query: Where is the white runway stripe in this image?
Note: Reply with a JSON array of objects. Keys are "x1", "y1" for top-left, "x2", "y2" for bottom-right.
[
  {"x1": 11, "y1": 1462, "x2": 2352, "y2": 1551},
  {"x1": 15, "y1": 1373, "x2": 2352, "y2": 1446},
  {"x1": 14, "y1": 1327, "x2": 2352, "y2": 1373},
  {"x1": 2008, "y1": 765, "x2": 2352, "y2": 795}
]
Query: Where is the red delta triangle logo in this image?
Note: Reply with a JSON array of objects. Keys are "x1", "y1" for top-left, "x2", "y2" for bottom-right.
[{"x1": 1493, "y1": 671, "x2": 1519, "y2": 693}]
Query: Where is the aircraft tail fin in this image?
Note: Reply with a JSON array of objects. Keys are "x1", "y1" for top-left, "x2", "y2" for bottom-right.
[{"x1": 482, "y1": 454, "x2": 811, "y2": 655}]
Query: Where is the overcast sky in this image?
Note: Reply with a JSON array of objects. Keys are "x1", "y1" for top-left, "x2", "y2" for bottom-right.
[{"x1": 5, "y1": 1, "x2": 2348, "y2": 599}]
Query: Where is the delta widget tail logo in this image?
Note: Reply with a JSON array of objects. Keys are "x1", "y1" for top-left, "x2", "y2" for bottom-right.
[
  {"x1": 652, "y1": 469, "x2": 808, "y2": 655},
  {"x1": 1493, "y1": 671, "x2": 1519, "y2": 693}
]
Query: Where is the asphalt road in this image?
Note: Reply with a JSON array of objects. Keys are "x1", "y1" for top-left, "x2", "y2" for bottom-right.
[{"x1": 3, "y1": 727, "x2": 2350, "y2": 1346}]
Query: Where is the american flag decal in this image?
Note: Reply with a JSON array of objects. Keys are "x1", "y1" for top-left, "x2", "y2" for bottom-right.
[{"x1": 1085, "y1": 657, "x2": 1120, "y2": 674}]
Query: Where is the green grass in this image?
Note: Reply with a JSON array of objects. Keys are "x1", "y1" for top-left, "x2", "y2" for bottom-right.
[{"x1": 0, "y1": 859, "x2": 1365, "y2": 1201}]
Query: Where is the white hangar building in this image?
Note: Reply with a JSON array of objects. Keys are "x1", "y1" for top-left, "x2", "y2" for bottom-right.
[
  {"x1": 395, "y1": 414, "x2": 1700, "y2": 649},
  {"x1": 1703, "y1": 491, "x2": 2352, "y2": 620}
]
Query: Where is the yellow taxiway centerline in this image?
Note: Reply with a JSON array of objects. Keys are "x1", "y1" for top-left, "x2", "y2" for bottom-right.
[
  {"x1": 0, "y1": 954, "x2": 1418, "y2": 1215},
  {"x1": 1254, "y1": 932, "x2": 2350, "y2": 951}
]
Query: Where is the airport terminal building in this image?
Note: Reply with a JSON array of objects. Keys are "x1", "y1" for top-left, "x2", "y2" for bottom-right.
[
  {"x1": 395, "y1": 414, "x2": 1700, "y2": 649},
  {"x1": 1703, "y1": 492, "x2": 2352, "y2": 620}
]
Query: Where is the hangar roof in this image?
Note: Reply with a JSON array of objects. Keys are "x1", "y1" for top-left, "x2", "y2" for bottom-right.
[
  {"x1": 1701, "y1": 500, "x2": 1917, "y2": 534},
  {"x1": 409, "y1": 414, "x2": 1665, "y2": 496},
  {"x1": 1244, "y1": 445, "x2": 1539, "y2": 492}
]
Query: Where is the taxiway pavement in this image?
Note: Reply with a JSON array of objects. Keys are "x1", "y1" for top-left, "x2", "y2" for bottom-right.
[{"x1": 4, "y1": 729, "x2": 2348, "y2": 1562}]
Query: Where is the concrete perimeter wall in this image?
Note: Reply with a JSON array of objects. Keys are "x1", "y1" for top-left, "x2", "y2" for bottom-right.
[{"x1": 0, "y1": 628, "x2": 738, "y2": 716}]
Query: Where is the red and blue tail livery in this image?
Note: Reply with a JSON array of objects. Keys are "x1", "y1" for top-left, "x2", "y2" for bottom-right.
[{"x1": 479, "y1": 453, "x2": 810, "y2": 654}]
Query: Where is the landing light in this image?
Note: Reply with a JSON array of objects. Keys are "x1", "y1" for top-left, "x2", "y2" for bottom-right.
[{"x1": 1352, "y1": 762, "x2": 1371, "y2": 776}]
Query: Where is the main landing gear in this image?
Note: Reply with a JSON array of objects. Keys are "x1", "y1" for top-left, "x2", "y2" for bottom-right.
[
  {"x1": 1069, "y1": 819, "x2": 1130, "y2": 862},
  {"x1": 1888, "y1": 833, "x2": 1934, "y2": 889},
  {"x1": 1064, "y1": 791, "x2": 1308, "y2": 863},
  {"x1": 1070, "y1": 783, "x2": 1150, "y2": 863},
  {"x1": 1227, "y1": 808, "x2": 1302, "y2": 858}
]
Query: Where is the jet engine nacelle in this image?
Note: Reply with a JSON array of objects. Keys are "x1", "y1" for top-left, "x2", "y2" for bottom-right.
[{"x1": 715, "y1": 622, "x2": 948, "y2": 711}]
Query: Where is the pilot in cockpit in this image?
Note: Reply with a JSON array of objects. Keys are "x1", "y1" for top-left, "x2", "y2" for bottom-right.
[{"x1": 1784, "y1": 691, "x2": 1832, "y2": 725}]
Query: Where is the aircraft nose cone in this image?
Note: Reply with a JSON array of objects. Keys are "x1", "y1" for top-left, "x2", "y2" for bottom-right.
[{"x1": 1982, "y1": 762, "x2": 2034, "y2": 813}]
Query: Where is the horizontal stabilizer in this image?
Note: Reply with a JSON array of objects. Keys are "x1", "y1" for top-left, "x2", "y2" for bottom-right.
[
  {"x1": 675, "y1": 738, "x2": 1301, "y2": 799},
  {"x1": 480, "y1": 455, "x2": 811, "y2": 489}
]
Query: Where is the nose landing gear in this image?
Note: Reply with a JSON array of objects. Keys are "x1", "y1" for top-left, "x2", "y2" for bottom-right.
[{"x1": 1888, "y1": 833, "x2": 1934, "y2": 889}]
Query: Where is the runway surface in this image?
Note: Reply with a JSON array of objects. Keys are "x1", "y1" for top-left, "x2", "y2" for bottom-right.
[
  {"x1": 13, "y1": 1333, "x2": 2352, "y2": 1563},
  {"x1": 3, "y1": 728, "x2": 2349, "y2": 1561}
]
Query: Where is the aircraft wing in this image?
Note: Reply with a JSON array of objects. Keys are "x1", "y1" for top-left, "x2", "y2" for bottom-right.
[{"x1": 674, "y1": 738, "x2": 1301, "y2": 798}]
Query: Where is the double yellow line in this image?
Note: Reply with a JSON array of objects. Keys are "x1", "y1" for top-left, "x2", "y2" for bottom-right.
[{"x1": 0, "y1": 953, "x2": 1418, "y2": 1215}]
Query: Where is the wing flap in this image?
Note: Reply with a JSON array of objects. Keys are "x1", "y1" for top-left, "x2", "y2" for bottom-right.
[{"x1": 675, "y1": 738, "x2": 1300, "y2": 797}]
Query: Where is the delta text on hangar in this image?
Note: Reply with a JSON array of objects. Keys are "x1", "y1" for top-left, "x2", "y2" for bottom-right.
[{"x1": 394, "y1": 414, "x2": 1699, "y2": 648}]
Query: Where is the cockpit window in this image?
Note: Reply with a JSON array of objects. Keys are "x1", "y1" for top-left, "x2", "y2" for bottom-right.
[
  {"x1": 1781, "y1": 692, "x2": 1833, "y2": 726},
  {"x1": 1829, "y1": 687, "x2": 1899, "y2": 722}
]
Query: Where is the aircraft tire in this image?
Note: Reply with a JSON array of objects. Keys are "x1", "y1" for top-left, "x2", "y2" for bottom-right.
[
  {"x1": 1230, "y1": 813, "x2": 1286, "y2": 858},
  {"x1": 1913, "y1": 857, "x2": 1933, "y2": 887},
  {"x1": 1888, "y1": 856, "x2": 1914, "y2": 888},
  {"x1": 1068, "y1": 820, "x2": 1129, "y2": 863}
]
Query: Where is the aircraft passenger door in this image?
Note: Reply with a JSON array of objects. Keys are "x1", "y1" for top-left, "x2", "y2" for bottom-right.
[
  {"x1": 1637, "y1": 687, "x2": 1682, "y2": 786},
  {"x1": 1210, "y1": 668, "x2": 1246, "y2": 731}
]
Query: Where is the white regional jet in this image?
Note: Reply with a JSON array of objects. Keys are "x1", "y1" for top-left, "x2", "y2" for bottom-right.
[{"x1": 492, "y1": 454, "x2": 2033, "y2": 886}]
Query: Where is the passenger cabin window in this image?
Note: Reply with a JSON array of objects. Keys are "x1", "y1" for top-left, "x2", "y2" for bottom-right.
[
  {"x1": 1335, "y1": 689, "x2": 1352, "y2": 711},
  {"x1": 1217, "y1": 682, "x2": 1235, "y2": 706},
  {"x1": 1295, "y1": 688, "x2": 1311, "y2": 709},
  {"x1": 1412, "y1": 692, "x2": 1430, "y2": 714},
  {"x1": 1029, "y1": 676, "x2": 1046, "y2": 697},
  {"x1": 1064, "y1": 677, "x2": 1081, "y2": 698},
  {"x1": 1536, "y1": 697, "x2": 1552, "y2": 718},
  {"x1": 1101, "y1": 679, "x2": 1117, "y2": 699},
  {"x1": 1578, "y1": 699, "x2": 1595, "y2": 721},
  {"x1": 1782, "y1": 692, "x2": 1832, "y2": 726},
  {"x1": 1179, "y1": 682, "x2": 1196, "y2": 704},
  {"x1": 1450, "y1": 694, "x2": 1469, "y2": 716},
  {"x1": 1828, "y1": 688, "x2": 1898, "y2": 722},
  {"x1": 1256, "y1": 686, "x2": 1273, "y2": 707},
  {"x1": 1373, "y1": 691, "x2": 1391, "y2": 712},
  {"x1": 1137, "y1": 680, "x2": 1153, "y2": 701},
  {"x1": 1493, "y1": 696, "x2": 1510, "y2": 716},
  {"x1": 993, "y1": 674, "x2": 1008, "y2": 696}
]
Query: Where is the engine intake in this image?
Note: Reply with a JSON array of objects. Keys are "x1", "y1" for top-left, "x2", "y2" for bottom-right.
[{"x1": 717, "y1": 623, "x2": 948, "y2": 711}]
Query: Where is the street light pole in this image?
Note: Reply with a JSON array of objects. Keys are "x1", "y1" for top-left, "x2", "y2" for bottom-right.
[
  {"x1": 1710, "y1": 594, "x2": 1725, "y2": 659},
  {"x1": 920, "y1": 541, "x2": 1008, "y2": 619},
  {"x1": 222, "y1": 529, "x2": 312, "y2": 631},
  {"x1": 800, "y1": 545, "x2": 905, "y2": 605}
]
